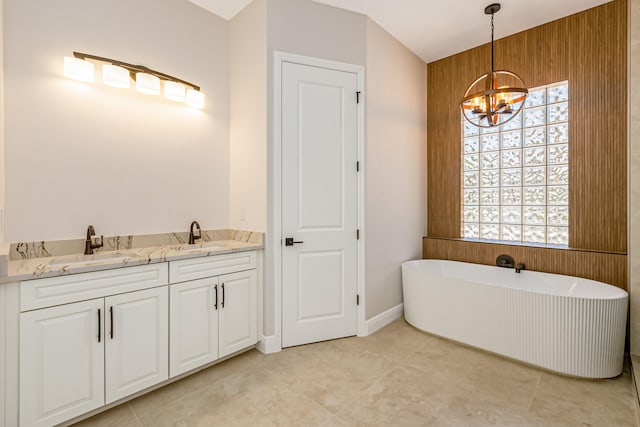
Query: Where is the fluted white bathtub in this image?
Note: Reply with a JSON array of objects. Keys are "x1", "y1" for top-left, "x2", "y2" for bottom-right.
[{"x1": 402, "y1": 259, "x2": 628, "y2": 378}]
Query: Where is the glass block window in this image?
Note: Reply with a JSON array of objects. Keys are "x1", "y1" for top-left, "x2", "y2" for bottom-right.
[{"x1": 461, "y1": 81, "x2": 569, "y2": 245}]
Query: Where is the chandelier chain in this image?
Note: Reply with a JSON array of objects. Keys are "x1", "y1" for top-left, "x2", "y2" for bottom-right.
[{"x1": 491, "y1": 12, "x2": 495, "y2": 73}]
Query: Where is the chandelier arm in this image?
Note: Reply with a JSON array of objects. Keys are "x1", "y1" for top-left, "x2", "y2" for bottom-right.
[{"x1": 461, "y1": 87, "x2": 528, "y2": 104}]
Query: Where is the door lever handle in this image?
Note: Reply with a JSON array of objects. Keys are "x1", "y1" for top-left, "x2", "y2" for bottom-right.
[{"x1": 285, "y1": 237, "x2": 304, "y2": 246}]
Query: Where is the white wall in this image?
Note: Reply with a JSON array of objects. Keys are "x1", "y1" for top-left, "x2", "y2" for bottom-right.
[
  {"x1": 0, "y1": 0, "x2": 5, "y2": 243},
  {"x1": 267, "y1": 0, "x2": 367, "y2": 67},
  {"x1": 0, "y1": 1, "x2": 5, "y2": 422},
  {"x1": 229, "y1": 0, "x2": 267, "y2": 232},
  {"x1": 3, "y1": 0, "x2": 229, "y2": 242},
  {"x1": 364, "y1": 19, "x2": 427, "y2": 319}
]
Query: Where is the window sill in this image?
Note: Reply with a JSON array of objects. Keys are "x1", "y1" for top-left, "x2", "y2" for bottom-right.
[{"x1": 423, "y1": 236, "x2": 626, "y2": 256}]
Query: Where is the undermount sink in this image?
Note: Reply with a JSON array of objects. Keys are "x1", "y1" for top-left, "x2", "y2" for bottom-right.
[
  {"x1": 49, "y1": 251, "x2": 136, "y2": 266},
  {"x1": 180, "y1": 243, "x2": 225, "y2": 253}
]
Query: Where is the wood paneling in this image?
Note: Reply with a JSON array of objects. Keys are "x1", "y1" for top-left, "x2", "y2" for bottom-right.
[
  {"x1": 427, "y1": 0, "x2": 628, "y2": 253},
  {"x1": 423, "y1": 237, "x2": 627, "y2": 290}
]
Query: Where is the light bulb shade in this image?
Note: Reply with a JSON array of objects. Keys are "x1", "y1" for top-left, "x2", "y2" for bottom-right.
[
  {"x1": 136, "y1": 73, "x2": 160, "y2": 95},
  {"x1": 63, "y1": 56, "x2": 94, "y2": 82},
  {"x1": 460, "y1": 70, "x2": 528, "y2": 128},
  {"x1": 164, "y1": 81, "x2": 186, "y2": 102},
  {"x1": 186, "y1": 89, "x2": 205, "y2": 109},
  {"x1": 102, "y1": 64, "x2": 130, "y2": 88}
]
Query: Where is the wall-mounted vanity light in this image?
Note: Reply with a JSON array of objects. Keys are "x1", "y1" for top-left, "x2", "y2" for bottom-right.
[
  {"x1": 63, "y1": 56, "x2": 94, "y2": 82},
  {"x1": 63, "y1": 52, "x2": 205, "y2": 109}
]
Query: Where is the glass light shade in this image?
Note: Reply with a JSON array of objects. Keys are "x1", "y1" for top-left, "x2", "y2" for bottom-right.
[
  {"x1": 186, "y1": 89, "x2": 205, "y2": 109},
  {"x1": 102, "y1": 64, "x2": 130, "y2": 88},
  {"x1": 136, "y1": 73, "x2": 160, "y2": 95},
  {"x1": 460, "y1": 70, "x2": 528, "y2": 128},
  {"x1": 164, "y1": 81, "x2": 186, "y2": 102},
  {"x1": 63, "y1": 56, "x2": 94, "y2": 82}
]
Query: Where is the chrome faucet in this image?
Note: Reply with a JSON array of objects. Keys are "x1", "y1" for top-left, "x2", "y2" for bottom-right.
[
  {"x1": 84, "y1": 225, "x2": 104, "y2": 255},
  {"x1": 188, "y1": 221, "x2": 202, "y2": 244},
  {"x1": 515, "y1": 263, "x2": 526, "y2": 273}
]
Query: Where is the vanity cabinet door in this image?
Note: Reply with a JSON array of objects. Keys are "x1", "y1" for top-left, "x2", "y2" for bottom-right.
[
  {"x1": 169, "y1": 278, "x2": 219, "y2": 377},
  {"x1": 105, "y1": 286, "x2": 169, "y2": 404},
  {"x1": 20, "y1": 298, "x2": 105, "y2": 427},
  {"x1": 218, "y1": 270, "x2": 257, "y2": 358}
]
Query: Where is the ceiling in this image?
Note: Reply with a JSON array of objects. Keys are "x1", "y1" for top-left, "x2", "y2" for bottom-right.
[
  {"x1": 187, "y1": 0, "x2": 613, "y2": 63},
  {"x1": 187, "y1": 0, "x2": 253, "y2": 20}
]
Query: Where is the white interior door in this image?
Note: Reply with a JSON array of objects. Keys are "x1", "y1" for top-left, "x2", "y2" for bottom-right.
[
  {"x1": 281, "y1": 61, "x2": 359, "y2": 348},
  {"x1": 105, "y1": 287, "x2": 168, "y2": 404}
]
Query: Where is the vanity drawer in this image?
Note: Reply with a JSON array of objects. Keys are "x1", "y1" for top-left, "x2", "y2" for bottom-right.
[
  {"x1": 169, "y1": 251, "x2": 256, "y2": 283},
  {"x1": 20, "y1": 263, "x2": 169, "y2": 312}
]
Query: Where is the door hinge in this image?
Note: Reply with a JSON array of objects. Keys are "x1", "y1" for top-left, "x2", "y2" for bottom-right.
[
  {"x1": 356, "y1": 91, "x2": 361, "y2": 104},
  {"x1": 357, "y1": 294, "x2": 360, "y2": 306},
  {"x1": 356, "y1": 229, "x2": 360, "y2": 240},
  {"x1": 356, "y1": 161, "x2": 360, "y2": 172}
]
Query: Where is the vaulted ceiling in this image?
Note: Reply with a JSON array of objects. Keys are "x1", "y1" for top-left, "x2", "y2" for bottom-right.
[{"x1": 187, "y1": 0, "x2": 614, "y2": 63}]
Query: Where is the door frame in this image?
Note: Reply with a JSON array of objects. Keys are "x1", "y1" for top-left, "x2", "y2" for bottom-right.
[{"x1": 272, "y1": 51, "x2": 366, "y2": 351}]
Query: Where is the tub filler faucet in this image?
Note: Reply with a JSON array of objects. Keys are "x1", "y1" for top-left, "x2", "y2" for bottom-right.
[
  {"x1": 515, "y1": 263, "x2": 526, "y2": 273},
  {"x1": 496, "y1": 254, "x2": 515, "y2": 269}
]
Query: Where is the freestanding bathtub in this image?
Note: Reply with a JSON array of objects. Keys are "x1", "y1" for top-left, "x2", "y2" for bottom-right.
[{"x1": 402, "y1": 259, "x2": 628, "y2": 378}]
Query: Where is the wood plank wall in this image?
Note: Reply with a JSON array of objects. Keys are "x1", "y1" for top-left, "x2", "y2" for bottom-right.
[
  {"x1": 423, "y1": 237, "x2": 627, "y2": 290},
  {"x1": 426, "y1": 0, "x2": 628, "y2": 253}
]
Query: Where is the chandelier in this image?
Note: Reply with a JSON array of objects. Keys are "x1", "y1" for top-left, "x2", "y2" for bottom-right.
[{"x1": 460, "y1": 3, "x2": 528, "y2": 128}]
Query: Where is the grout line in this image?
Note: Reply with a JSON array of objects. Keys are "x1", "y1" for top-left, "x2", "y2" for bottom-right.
[
  {"x1": 526, "y1": 373, "x2": 544, "y2": 413},
  {"x1": 128, "y1": 402, "x2": 143, "y2": 426},
  {"x1": 332, "y1": 366, "x2": 398, "y2": 420},
  {"x1": 289, "y1": 386, "x2": 342, "y2": 422}
]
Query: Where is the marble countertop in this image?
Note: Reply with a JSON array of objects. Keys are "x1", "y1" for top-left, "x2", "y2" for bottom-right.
[{"x1": 2, "y1": 239, "x2": 262, "y2": 283}]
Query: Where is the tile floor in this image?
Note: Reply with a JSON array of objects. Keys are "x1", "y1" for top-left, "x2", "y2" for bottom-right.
[{"x1": 74, "y1": 320, "x2": 639, "y2": 426}]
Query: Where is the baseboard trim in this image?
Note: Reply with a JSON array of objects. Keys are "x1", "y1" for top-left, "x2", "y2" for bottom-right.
[
  {"x1": 364, "y1": 303, "x2": 404, "y2": 336},
  {"x1": 257, "y1": 335, "x2": 281, "y2": 354}
]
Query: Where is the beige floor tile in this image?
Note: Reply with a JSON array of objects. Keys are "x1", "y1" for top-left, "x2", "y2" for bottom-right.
[
  {"x1": 71, "y1": 403, "x2": 137, "y2": 427},
  {"x1": 199, "y1": 381, "x2": 336, "y2": 426},
  {"x1": 134, "y1": 367, "x2": 271, "y2": 426},
  {"x1": 337, "y1": 365, "x2": 532, "y2": 427},
  {"x1": 75, "y1": 320, "x2": 637, "y2": 427},
  {"x1": 446, "y1": 348, "x2": 542, "y2": 411},
  {"x1": 276, "y1": 346, "x2": 395, "y2": 413},
  {"x1": 258, "y1": 340, "x2": 325, "y2": 375},
  {"x1": 128, "y1": 349, "x2": 261, "y2": 417},
  {"x1": 335, "y1": 366, "x2": 447, "y2": 426},
  {"x1": 527, "y1": 370, "x2": 637, "y2": 427}
]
